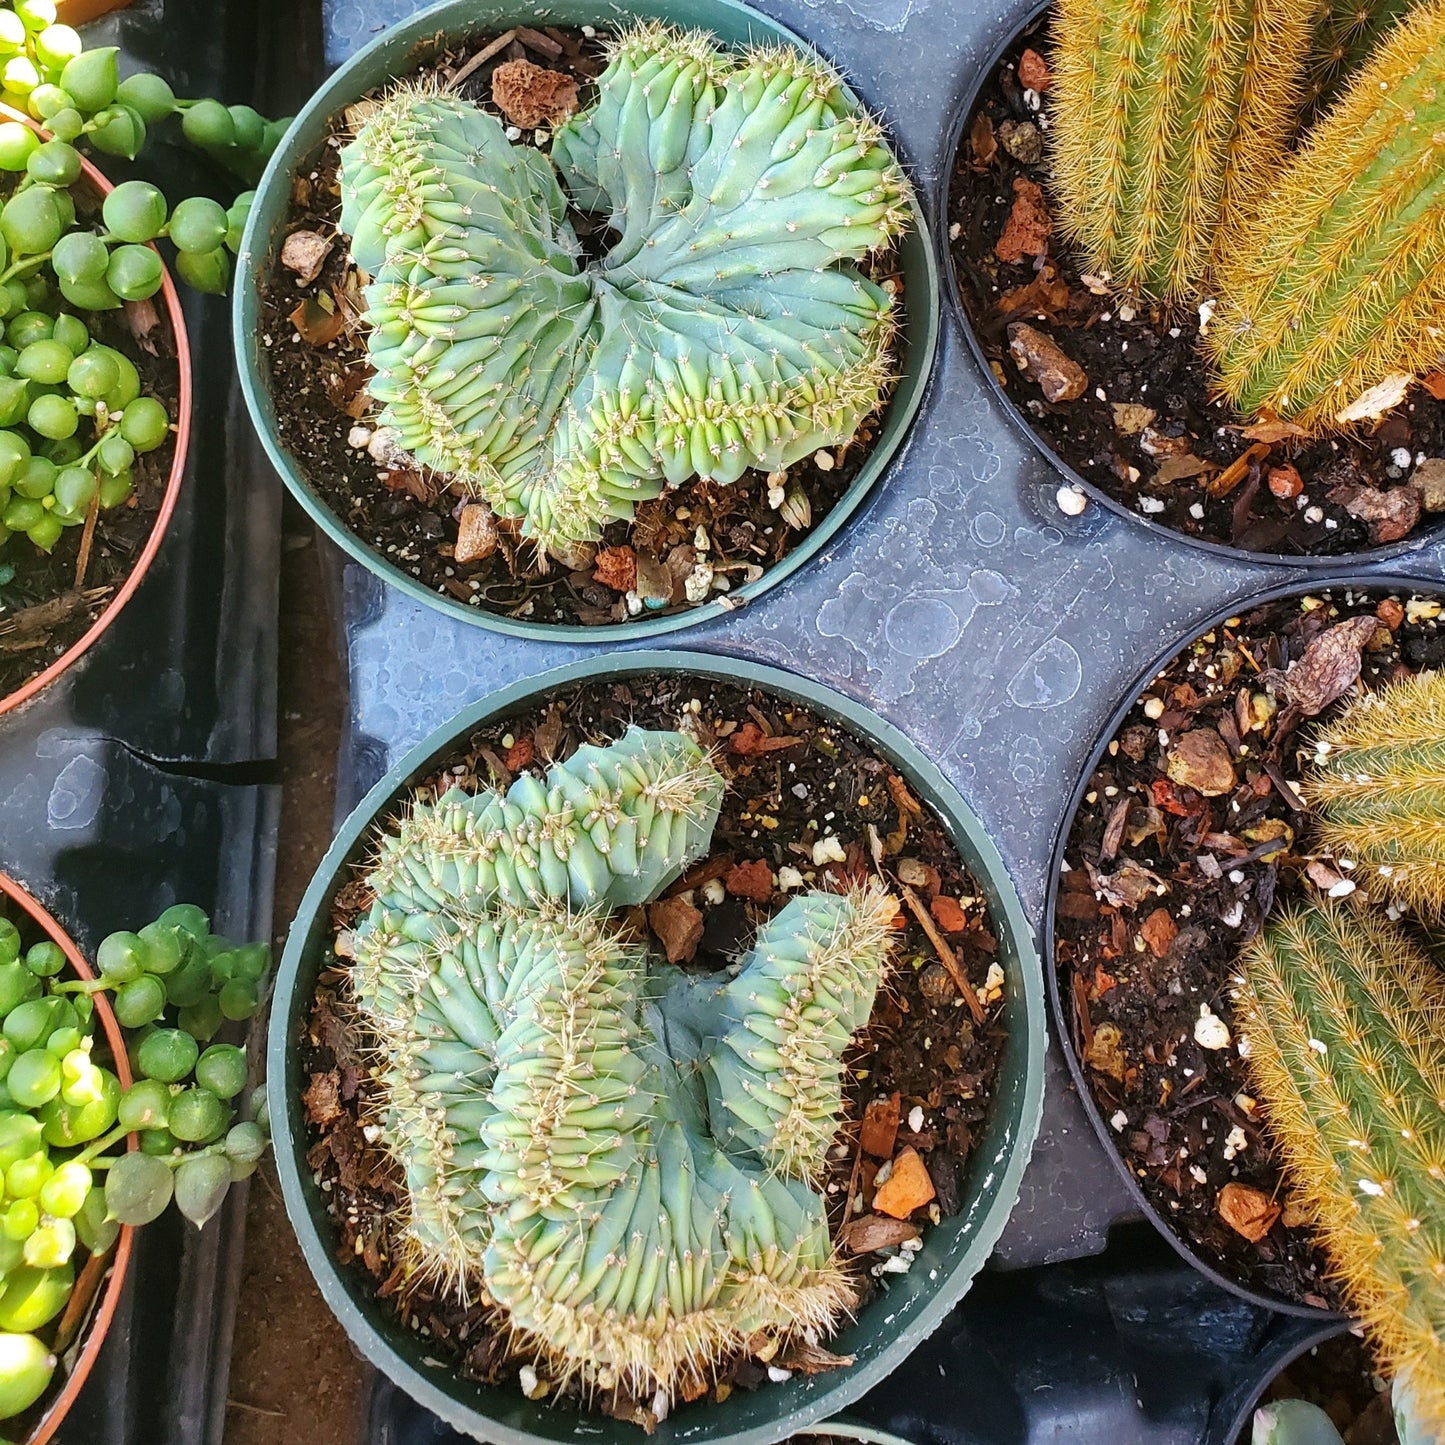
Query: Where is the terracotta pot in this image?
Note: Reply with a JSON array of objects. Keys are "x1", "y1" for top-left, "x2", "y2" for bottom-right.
[
  {"x1": 0, "y1": 871, "x2": 135, "y2": 1445},
  {"x1": 0, "y1": 104, "x2": 191, "y2": 719}
]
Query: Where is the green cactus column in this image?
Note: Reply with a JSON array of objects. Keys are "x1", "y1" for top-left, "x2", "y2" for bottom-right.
[
  {"x1": 1305, "y1": 673, "x2": 1445, "y2": 917},
  {"x1": 1210, "y1": 0, "x2": 1445, "y2": 429},
  {"x1": 1049, "y1": 0, "x2": 1317, "y2": 300},
  {"x1": 1237, "y1": 903, "x2": 1445, "y2": 1438}
]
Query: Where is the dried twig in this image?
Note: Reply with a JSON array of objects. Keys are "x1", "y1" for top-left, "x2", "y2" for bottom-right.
[
  {"x1": 74, "y1": 485, "x2": 101, "y2": 590},
  {"x1": 896, "y1": 881, "x2": 985, "y2": 1024}
]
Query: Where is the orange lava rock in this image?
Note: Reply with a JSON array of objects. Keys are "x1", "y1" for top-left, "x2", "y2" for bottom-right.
[
  {"x1": 1139, "y1": 906, "x2": 1177, "y2": 959},
  {"x1": 995, "y1": 176, "x2": 1051, "y2": 264},
  {"x1": 859, "y1": 1092, "x2": 901, "y2": 1158},
  {"x1": 929, "y1": 895, "x2": 968, "y2": 933},
  {"x1": 1217, "y1": 1182, "x2": 1281, "y2": 1242},
  {"x1": 454, "y1": 503, "x2": 499, "y2": 564},
  {"x1": 1018, "y1": 47, "x2": 1051, "y2": 91},
  {"x1": 503, "y1": 735, "x2": 534, "y2": 771},
  {"x1": 1008, "y1": 322, "x2": 1087, "y2": 403},
  {"x1": 490, "y1": 58, "x2": 579, "y2": 129},
  {"x1": 1166, "y1": 728, "x2": 1236, "y2": 797},
  {"x1": 592, "y1": 545, "x2": 637, "y2": 593},
  {"x1": 873, "y1": 1147, "x2": 936, "y2": 1219},
  {"x1": 648, "y1": 895, "x2": 704, "y2": 964},
  {"x1": 724, "y1": 859, "x2": 774, "y2": 902},
  {"x1": 1266, "y1": 463, "x2": 1303, "y2": 499},
  {"x1": 1376, "y1": 597, "x2": 1405, "y2": 630}
]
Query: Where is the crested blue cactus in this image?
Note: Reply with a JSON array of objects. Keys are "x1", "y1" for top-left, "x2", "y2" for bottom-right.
[
  {"x1": 337, "y1": 23, "x2": 910, "y2": 551},
  {"x1": 347, "y1": 727, "x2": 898, "y2": 1395}
]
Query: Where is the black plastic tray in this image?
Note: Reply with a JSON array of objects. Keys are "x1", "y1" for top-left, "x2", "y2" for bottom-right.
[
  {"x1": 0, "y1": 0, "x2": 299, "y2": 1439},
  {"x1": 309, "y1": 0, "x2": 1445, "y2": 1435}
]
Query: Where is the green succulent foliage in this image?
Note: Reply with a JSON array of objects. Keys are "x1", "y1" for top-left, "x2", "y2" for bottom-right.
[
  {"x1": 349, "y1": 727, "x2": 897, "y2": 1394},
  {"x1": 337, "y1": 23, "x2": 910, "y2": 550}
]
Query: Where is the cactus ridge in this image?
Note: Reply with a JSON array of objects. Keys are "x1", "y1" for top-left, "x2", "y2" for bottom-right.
[
  {"x1": 1209, "y1": 0, "x2": 1445, "y2": 428},
  {"x1": 1237, "y1": 903, "x2": 1445, "y2": 1437},
  {"x1": 1306, "y1": 673, "x2": 1445, "y2": 916},
  {"x1": 1049, "y1": 0, "x2": 1317, "y2": 300},
  {"x1": 346, "y1": 728, "x2": 897, "y2": 1393},
  {"x1": 337, "y1": 25, "x2": 910, "y2": 550},
  {"x1": 1303, "y1": 0, "x2": 1417, "y2": 116}
]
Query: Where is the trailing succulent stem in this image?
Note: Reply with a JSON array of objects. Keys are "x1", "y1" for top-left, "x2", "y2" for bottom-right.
[
  {"x1": 337, "y1": 24, "x2": 909, "y2": 550},
  {"x1": 1237, "y1": 904, "x2": 1445, "y2": 1438},
  {"x1": 348, "y1": 727, "x2": 897, "y2": 1395},
  {"x1": 1049, "y1": 0, "x2": 1316, "y2": 300},
  {"x1": 1210, "y1": 0, "x2": 1445, "y2": 429},
  {"x1": 1305, "y1": 672, "x2": 1445, "y2": 918}
]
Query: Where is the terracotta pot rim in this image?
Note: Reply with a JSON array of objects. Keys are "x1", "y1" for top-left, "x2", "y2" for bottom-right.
[
  {"x1": 0, "y1": 104, "x2": 192, "y2": 719},
  {"x1": 0, "y1": 871, "x2": 136, "y2": 1445}
]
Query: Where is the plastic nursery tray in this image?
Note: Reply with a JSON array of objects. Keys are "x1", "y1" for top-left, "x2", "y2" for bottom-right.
[
  {"x1": 312, "y1": 0, "x2": 1445, "y2": 1435},
  {"x1": 363, "y1": 1251, "x2": 1333, "y2": 1445},
  {"x1": 0, "y1": 0, "x2": 298, "y2": 1438}
]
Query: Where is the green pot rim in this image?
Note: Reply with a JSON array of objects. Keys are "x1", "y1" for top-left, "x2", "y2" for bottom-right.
[
  {"x1": 267, "y1": 649, "x2": 1045, "y2": 1444},
  {"x1": 232, "y1": 0, "x2": 941, "y2": 643}
]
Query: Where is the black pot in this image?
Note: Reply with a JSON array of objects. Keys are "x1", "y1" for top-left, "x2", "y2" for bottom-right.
[
  {"x1": 1043, "y1": 572, "x2": 1441, "y2": 1317},
  {"x1": 937, "y1": 0, "x2": 1445, "y2": 570}
]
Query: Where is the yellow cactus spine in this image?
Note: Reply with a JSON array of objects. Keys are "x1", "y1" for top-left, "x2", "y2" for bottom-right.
[
  {"x1": 1049, "y1": 0, "x2": 1317, "y2": 300},
  {"x1": 1209, "y1": 0, "x2": 1445, "y2": 429},
  {"x1": 1305, "y1": 672, "x2": 1445, "y2": 917},
  {"x1": 1236, "y1": 903, "x2": 1445, "y2": 1439}
]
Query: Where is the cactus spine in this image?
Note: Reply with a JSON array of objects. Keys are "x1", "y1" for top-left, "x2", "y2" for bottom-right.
[
  {"x1": 338, "y1": 24, "x2": 909, "y2": 551},
  {"x1": 1236, "y1": 903, "x2": 1445, "y2": 1439},
  {"x1": 1209, "y1": 0, "x2": 1445, "y2": 429},
  {"x1": 1049, "y1": 0, "x2": 1317, "y2": 300},
  {"x1": 1303, "y1": 0, "x2": 1418, "y2": 114},
  {"x1": 348, "y1": 727, "x2": 898, "y2": 1394},
  {"x1": 1304, "y1": 672, "x2": 1445, "y2": 918}
]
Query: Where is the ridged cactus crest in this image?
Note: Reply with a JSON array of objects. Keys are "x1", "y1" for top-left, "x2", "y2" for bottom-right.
[
  {"x1": 1049, "y1": 0, "x2": 1316, "y2": 300},
  {"x1": 1304, "y1": 672, "x2": 1445, "y2": 918},
  {"x1": 347, "y1": 726, "x2": 898, "y2": 1394},
  {"x1": 337, "y1": 24, "x2": 910, "y2": 550},
  {"x1": 1209, "y1": 0, "x2": 1445, "y2": 428},
  {"x1": 1236, "y1": 904, "x2": 1445, "y2": 1438}
]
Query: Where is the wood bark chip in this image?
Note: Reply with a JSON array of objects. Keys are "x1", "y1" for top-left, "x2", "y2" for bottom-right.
[
  {"x1": 729, "y1": 721, "x2": 802, "y2": 756},
  {"x1": 1328, "y1": 480, "x2": 1421, "y2": 543},
  {"x1": 1278, "y1": 615, "x2": 1380, "y2": 716},
  {"x1": 1007, "y1": 322, "x2": 1087, "y2": 402},
  {"x1": 1205, "y1": 442, "x2": 1270, "y2": 498},
  {"x1": 897, "y1": 881, "x2": 986, "y2": 1023},
  {"x1": 454, "y1": 503, "x2": 499, "y2": 564},
  {"x1": 1139, "y1": 907, "x2": 1177, "y2": 959},
  {"x1": 723, "y1": 858, "x2": 773, "y2": 902},
  {"x1": 648, "y1": 895, "x2": 703, "y2": 963},
  {"x1": 859, "y1": 1092, "x2": 901, "y2": 1158},
  {"x1": 281, "y1": 228, "x2": 333, "y2": 286},
  {"x1": 840, "y1": 1214, "x2": 919, "y2": 1254}
]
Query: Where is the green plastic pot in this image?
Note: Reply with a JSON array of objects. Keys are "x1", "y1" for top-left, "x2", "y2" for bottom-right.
[
  {"x1": 233, "y1": 0, "x2": 939, "y2": 644},
  {"x1": 268, "y1": 650, "x2": 1045, "y2": 1445}
]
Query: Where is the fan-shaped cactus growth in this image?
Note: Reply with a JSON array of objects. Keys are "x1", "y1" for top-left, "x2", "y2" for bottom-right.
[
  {"x1": 348, "y1": 727, "x2": 898, "y2": 1395},
  {"x1": 337, "y1": 24, "x2": 910, "y2": 551},
  {"x1": 1237, "y1": 904, "x2": 1445, "y2": 1439},
  {"x1": 1304, "y1": 672, "x2": 1445, "y2": 917},
  {"x1": 1209, "y1": 0, "x2": 1445, "y2": 428},
  {"x1": 1048, "y1": 0, "x2": 1317, "y2": 300}
]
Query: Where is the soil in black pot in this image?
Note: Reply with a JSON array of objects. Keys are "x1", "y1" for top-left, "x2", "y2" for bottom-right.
[
  {"x1": 1241, "y1": 1333, "x2": 1398, "y2": 1445},
  {"x1": 260, "y1": 26, "x2": 908, "y2": 628},
  {"x1": 298, "y1": 672, "x2": 1007, "y2": 1427},
  {"x1": 0, "y1": 176, "x2": 179, "y2": 699},
  {"x1": 949, "y1": 20, "x2": 1445, "y2": 557},
  {"x1": 1054, "y1": 584, "x2": 1444, "y2": 1307}
]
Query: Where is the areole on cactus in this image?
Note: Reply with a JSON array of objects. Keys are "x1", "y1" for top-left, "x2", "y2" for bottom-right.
[
  {"x1": 337, "y1": 23, "x2": 910, "y2": 551},
  {"x1": 348, "y1": 726, "x2": 898, "y2": 1395},
  {"x1": 1236, "y1": 903, "x2": 1445, "y2": 1439}
]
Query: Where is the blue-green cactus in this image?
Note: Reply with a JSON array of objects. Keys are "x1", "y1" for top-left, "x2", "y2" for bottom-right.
[
  {"x1": 337, "y1": 24, "x2": 910, "y2": 551},
  {"x1": 1252, "y1": 1375, "x2": 1427, "y2": 1445},
  {"x1": 347, "y1": 728, "x2": 898, "y2": 1394}
]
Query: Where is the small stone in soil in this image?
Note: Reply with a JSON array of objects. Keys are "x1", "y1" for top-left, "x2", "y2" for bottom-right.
[{"x1": 1009, "y1": 322, "x2": 1087, "y2": 402}]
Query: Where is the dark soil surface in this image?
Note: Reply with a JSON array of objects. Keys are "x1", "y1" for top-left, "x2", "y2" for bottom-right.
[
  {"x1": 225, "y1": 512, "x2": 364, "y2": 1445},
  {"x1": 0, "y1": 178, "x2": 179, "y2": 701},
  {"x1": 258, "y1": 26, "x2": 905, "y2": 629},
  {"x1": 1243, "y1": 1332, "x2": 1398, "y2": 1445},
  {"x1": 1054, "y1": 584, "x2": 1445, "y2": 1308},
  {"x1": 949, "y1": 22, "x2": 1445, "y2": 557},
  {"x1": 299, "y1": 672, "x2": 1007, "y2": 1430}
]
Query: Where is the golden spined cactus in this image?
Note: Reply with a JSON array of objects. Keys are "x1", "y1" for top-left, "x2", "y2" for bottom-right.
[
  {"x1": 1049, "y1": 0, "x2": 1317, "y2": 301},
  {"x1": 1236, "y1": 903, "x2": 1445, "y2": 1439},
  {"x1": 1209, "y1": 0, "x2": 1445, "y2": 430},
  {"x1": 1305, "y1": 672, "x2": 1445, "y2": 917},
  {"x1": 1303, "y1": 0, "x2": 1417, "y2": 114}
]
